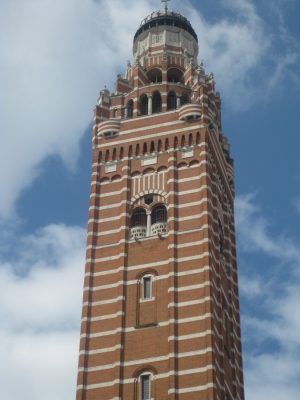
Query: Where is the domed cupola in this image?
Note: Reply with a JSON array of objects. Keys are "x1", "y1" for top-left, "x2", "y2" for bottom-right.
[{"x1": 133, "y1": 6, "x2": 198, "y2": 66}]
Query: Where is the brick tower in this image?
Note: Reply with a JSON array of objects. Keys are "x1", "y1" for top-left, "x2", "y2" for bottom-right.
[{"x1": 76, "y1": 3, "x2": 244, "y2": 400}]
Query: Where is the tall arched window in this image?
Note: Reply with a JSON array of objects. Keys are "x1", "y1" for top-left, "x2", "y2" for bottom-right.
[
  {"x1": 167, "y1": 91, "x2": 176, "y2": 110},
  {"x1": 141, "y1": 275, "x2": 153, "y2": 300},
  {"x1": 151, "y1": 205, "x2": 167, "y2": 224},
  {"x1": 147, "y1": 68, "x2": 162, "y2": 83},
  {"x1": 140, "y1": 373, "x2": 151, "y2": 400},
  {"x1": 181, "y1": 93, "x2": 189, "y2": 106},
  {"x1": 127, "y1": 100, "x2": 134, "y2": 118},
  {"x1": 140, "y1": 94, "x2": 148, "y2": 116},
  {"x1": 167, "y1": 68, "x2": 183, "y2": 83},
  {"x1": 131, "y1": 208, "x2": 147, "y2": 227},
  {"x1": 152, "y1": 91, "x2": 161, "y2": 114}
]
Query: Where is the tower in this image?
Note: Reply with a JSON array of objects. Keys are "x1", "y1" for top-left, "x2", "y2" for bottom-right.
[{"x1": 77, "y1": 4, "x2": 244, "y2": 400}]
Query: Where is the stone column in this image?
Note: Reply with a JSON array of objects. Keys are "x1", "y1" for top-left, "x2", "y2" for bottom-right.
[
  {"x1": 146, "y1": 211, "x2": 151, "y2": 237},
  {"x1": 177, "y1": 95, "x2": 181, "y2": 109},
  {"x1": 148, "y1": 95, "x2": 153, "y2": 115}
]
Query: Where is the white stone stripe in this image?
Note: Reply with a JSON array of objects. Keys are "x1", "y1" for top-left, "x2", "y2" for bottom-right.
[
  {"x1": 79, "y1": 344, "x2": 122, "y2": 355},
  {"x1": 81, "y1": 311, "x2": 124, "y2": 322},
  {"x1": 78, "y1": 347, "x2": 213, "y2": 373},
  {"x1": 168, "y1": 382, "x2": 215, "y2": 394},
  {"x1": 77, "y1": 365, "x2": 215, "y2": 390},
  {"x1": 96, "y1": 123, "x2": 208, "y2": 147},
  {"x1": 82, "y1": 296, "x2": 124, "y2": 307},
  {"x1": 85, "y1": 277, "x2": 211, "y2": 293},
  {"x1": 167, "y1": 185, "x2": 209, "y2": 196},
  {"x1": 168, "y1": 330, "x2": 213, "y2": 341},
  {"x1": 168, "y1": 296, "x2": 211, "y2": 308},
  {"x1": 87, "y1": 226, "x2": 128, "y2": 237},
  {"x1": 169, "y1": 211, "x2": 207, "y2": 222},
  {"x1": 168, "y1": 282, "x2": 211, "y2": 293},
  {"x1": 84, "y1": 256, "x2": 212, "y2": 291},
  {"x1": 91, "y1": 143, "x2": 208, "y2": 168},
  {"x1": 167, "y1": 173, "x2": 208, "y2": 184},
  {"x1": 87, "y1": 224, "x2": 210, "y2": 249},
  {"x1": 84, "y1": 259, "x2": 210, "y2": 279},
  {"x1": 90, "y1": 200, "x2": 130, "y2": 211},
  {"x1": 91, "y1": 163, "x2": 206, "y2": 186},
  {"x1": 90, "y1": 187, "x2": 129, "y2": 199},
  {"x1": 89, "y1": 181, "x2": 210, "y2": 201},
  {"x1": 88, "y1": 213, "x2": 129, "y2": 224},
  {"x1": 80, "y1": 313, "x2": 213, "y2": 339},
  {"x1": 85, "y1": 252, "x2": 210, "y2": 278},
  {"x1": 86, "y1": 253, "x2": 126, "y2": 263}
]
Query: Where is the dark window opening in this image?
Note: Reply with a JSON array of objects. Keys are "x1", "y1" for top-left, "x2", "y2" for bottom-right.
[
  {"x1": 131, "y1": 208, "x2": 147, "y2": 227},
  {"x1": 180, "y1": 93, "x2": 189, "y2": 106},
  {"x1": 152, "y1": 91, "x2": 161, "y2": 114},
  {"x1": 141, "y1": 375, "x2": 150, "y2": 400},
  {"x1": 144, "y1": 194, "x2": 154, "y2": 205},
  {"x1": 147, "y1": 68, "x2": 162, "y2": 83},
  {"x1": 140, "y1": 95, "x2": 148, "y2": 115},
  {"x1": 167, "y1": 68, "x2": 183, "y2": 83},
  {"x1": 167, "y1": 91, "x2": 177, "y2": 110},
  {"x1": 127, "y1": 100, "x2": 133, "y2": 118},
  {"x1": 151, "y1": 205, "x2": 167, "y2": 224},
  {"x1": 142, "y1": 277, "x2": 152, "y2": 299}
]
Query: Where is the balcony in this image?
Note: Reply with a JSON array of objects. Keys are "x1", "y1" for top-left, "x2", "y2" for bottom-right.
[
  {"x1": 97, "y1": 119, "x2": 121, "y2": 138},
  {"x1": 178, "y1": 103, "x2": 201, "y2": 122},
  {"x1": 150, "y1": 222, "x2": 167, "y2": 236},
  {"x1": 129, "y1": 226, "x2": 147, "y2": 240}
]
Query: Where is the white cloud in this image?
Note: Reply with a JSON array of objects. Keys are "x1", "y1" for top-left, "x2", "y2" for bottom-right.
[
  {"x1": 235, "y1": 193, "x2": 300, "y2": 263},
  {"x1": 236, "y1": 193, "x2": 300, "y2": 399},
  {"x1": 0, "y1": 0, "x2": 154, "y2": 219},
  {"x1": 0, "y1": 0, "x2": 298, "y2": 219},
  {"x1": 0, "y1": 224, "x2": 85, "y2": 400}
]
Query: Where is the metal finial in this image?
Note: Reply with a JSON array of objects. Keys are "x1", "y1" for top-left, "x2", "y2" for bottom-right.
[{"x1": 161, "y1": 0, "x2": 171, "y2": 13}]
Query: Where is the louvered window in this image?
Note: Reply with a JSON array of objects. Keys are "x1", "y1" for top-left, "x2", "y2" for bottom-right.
[
  {"x1": 143, "y1": 276, "x2": 152, "y2": 299},
  {"x1": 141, "y1": 375, "x2": 151, "y2": 400}
]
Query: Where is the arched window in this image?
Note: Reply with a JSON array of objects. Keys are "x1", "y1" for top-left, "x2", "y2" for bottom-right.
[
  {"x1": 140, "y1": 94, "x2": 148, "y2": 116},
  {"x1": 152, "y1": 91, "x2": 161, "y2": 114},
  {"x1": 127, "y1": 100, "x2": 134, "y2": 118},
  {"x1": 140, "y1": 373, "x2": 151, "y2": 400},
  {"x1": 167, "y1": 68, "x2": 183, "y2": 83},
  {"x1": 141, "y1": 275, "x2": 153, "y2": 300},
  {"x1": 167, "y1": 91, "x2": 177, "y2": 110},
  {"x1": 131, "y1": 208, "x2": 147, "y2": 227},
  {"x1": 151, "y1": 205, "x2": 167, "y2": 224},
  {"x1": 181, "y1": 93, "x2": 189, "y2": 106},
  {"x1": 147, "y1": 68, "x2": 162, "y2": 83}
]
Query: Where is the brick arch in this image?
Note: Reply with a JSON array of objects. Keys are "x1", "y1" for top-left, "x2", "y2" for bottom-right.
[
  {"x1": 111, "y1": 174, "x2": 121, "y2": 182},
  {"x1": 174, "y1": 136, "x2": 178, "y2": 149},
  {"x1": 157, "y1": 139, "x2": 162, "y2": 152},
  {"x1": 130, "y1": 189, "x2": 167, "y2": 205},
  {"x1": 177, "y1": 161, "x2": 188, "y2": 169},
  {"x1": 99, "y1": 177, "x2": 110, "y2": 184},
  {"x1": 143, "y1": 167, "x2": 155, "y2": 175},
  {"x1": 132, "y1": 365, "x2": 158, "y2": 379},
  {"x1": 131, "y1": 170, "x2": 141, "y2": 177},
  {"x1": 136, "y1": 269, "x2": 158, "y2": 280},
  {"x1": 181, "y1": 134, "x2": 186, "y2": 147},
  {"x1": 189, "y1": 159, "x2": 200, "y2": 167}
]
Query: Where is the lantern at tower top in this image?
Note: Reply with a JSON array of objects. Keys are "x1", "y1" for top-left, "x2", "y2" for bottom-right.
[{"x1": 133, "y1": 7, "x2": 198, "y2": 65}]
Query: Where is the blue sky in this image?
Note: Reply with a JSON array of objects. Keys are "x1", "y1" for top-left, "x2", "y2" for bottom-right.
[{"x1": 0, "y1": 0, "x2": 299, "y2": 399}]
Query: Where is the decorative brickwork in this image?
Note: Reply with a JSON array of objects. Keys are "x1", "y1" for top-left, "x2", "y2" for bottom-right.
[{"x1": 76, "y1": 7, "x2": 244, "y2": 400}]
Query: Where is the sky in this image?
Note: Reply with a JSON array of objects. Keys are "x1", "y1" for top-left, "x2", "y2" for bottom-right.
[{"x1": 0, "y1": 0, "x2": 299, "y2": 399}]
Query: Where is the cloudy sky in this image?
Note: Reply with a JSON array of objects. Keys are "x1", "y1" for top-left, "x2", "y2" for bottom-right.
[{"x1": 0, "y1": 0, "x2": 299, "y2": 399}]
